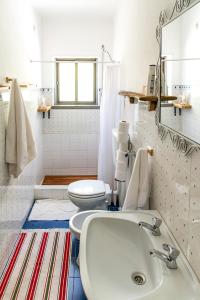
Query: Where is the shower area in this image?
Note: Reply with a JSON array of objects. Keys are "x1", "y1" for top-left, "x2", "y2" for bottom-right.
[{"x1": 33, "y1": 44, "x2": 120, "y2": 182}]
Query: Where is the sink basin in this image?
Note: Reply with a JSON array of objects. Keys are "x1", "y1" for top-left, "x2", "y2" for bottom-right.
[{"x1": 80, "y1": 211, "x2": 200, "y2": 300}]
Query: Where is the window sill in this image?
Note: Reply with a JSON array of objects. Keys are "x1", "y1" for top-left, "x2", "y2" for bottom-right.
[{"x1": 52, "y1": 105, "x2": 100, "y2": 109}]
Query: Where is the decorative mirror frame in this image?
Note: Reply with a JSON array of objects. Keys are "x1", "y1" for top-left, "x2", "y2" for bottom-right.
[{"x1": 155, "y1": 0, "x2": 200, "y2": 156}]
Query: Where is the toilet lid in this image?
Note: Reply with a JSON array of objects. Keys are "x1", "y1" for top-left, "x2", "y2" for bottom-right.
[{"x1": 68, "y1": 180, "x2": 106, "y2": 197}]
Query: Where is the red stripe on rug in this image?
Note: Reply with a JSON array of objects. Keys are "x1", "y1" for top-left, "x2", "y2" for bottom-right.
[
  {"x1": 58, "y1": 232, "x2": 71, "y2": 300},
  {"x1": 25, "y1": 232, "x2": 49, "y2": 300},
  {"x1": 0, "y1": 233, "x2": 27, "y2": 298}
]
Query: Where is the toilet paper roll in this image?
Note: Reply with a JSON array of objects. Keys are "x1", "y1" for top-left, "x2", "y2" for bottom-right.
[
  {"x1": 117, "y1": 121, "x2": 129, "y2": 144},
  {"x1": 115, "y1": 160, "x2": 128, "y2": 182},
  {"x1": 115, "y1": 150, "x2": 129, "y2": 182},
  {"x1": 116, "y1": 150, "x2": 128, "y2": 162},
  {"x1": 118, "y1": 120, "x2": 129, "y2": 131},
  {"x1": 119, "y1": 142, "x2": 128, "y2": 152}
]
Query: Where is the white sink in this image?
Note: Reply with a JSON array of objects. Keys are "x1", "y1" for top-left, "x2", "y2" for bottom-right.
[{"x1": 80, "y1": 211, "x2": 200, "y2": 300}]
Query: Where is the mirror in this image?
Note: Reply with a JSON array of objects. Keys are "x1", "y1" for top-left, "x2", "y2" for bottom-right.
[{"x1": 160, "y1": 1, "x2": 200, "y2": 145}]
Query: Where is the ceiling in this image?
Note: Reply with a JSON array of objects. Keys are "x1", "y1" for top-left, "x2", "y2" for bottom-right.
[{"x1": 30, "y1": 0, "x2": 121, "y2": 19}]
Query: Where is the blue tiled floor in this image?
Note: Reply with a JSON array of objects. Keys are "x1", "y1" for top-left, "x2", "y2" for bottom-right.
[{"x1": 68, "y1": 236, "x2": 87, "y2": 300}]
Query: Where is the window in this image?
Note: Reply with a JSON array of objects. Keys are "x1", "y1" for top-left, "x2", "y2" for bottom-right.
[{"x1": 55, "y1": 58, "x2": 97, "y2": 105}]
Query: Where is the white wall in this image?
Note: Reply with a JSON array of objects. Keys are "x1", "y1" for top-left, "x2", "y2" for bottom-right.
[
  {"x1": 0, "y1": 0, "x2": 42, "y2": 85},
  {"x1": 41, "y1": 15, "x2": 114, "y2": 87},
  {"x1": 113, "y1": 0, "x2": 200, "y2": 279},
  {"x1": 113, "y1": 0, "x2": 169, "y2": 91},
  {"x1": 0, "y1": 0, "x2": 43, "y2": 276},
  {"x1": 40, "y1": 14, "x2": 114, "y2": 174},
  {"x1": 113, "y1": 0, "x2": 170, "y2": 137}
]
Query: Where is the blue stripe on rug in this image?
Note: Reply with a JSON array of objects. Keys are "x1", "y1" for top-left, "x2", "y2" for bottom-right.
[
  {"x1": 23, "y1": 201, "x2": 118, "y2": 230},
  {"x1": 23, "y1": 220, "x2": 69, "y2": 229}
]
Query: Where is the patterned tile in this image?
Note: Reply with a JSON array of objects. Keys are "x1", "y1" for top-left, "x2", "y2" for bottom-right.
[{"x1": 124, "y1": 100, "x2": 200, "y2": 280}]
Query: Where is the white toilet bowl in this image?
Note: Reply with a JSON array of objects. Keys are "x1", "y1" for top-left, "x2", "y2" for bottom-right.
[
  {"x1": 69, "y1": 210, "x2": 103, "y2": 240},
  {"x1": 68, "y1": 180, "x2": 111, "y2": 211}
]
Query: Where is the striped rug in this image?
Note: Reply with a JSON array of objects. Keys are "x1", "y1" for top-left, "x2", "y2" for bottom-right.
[{"x1": 0, "y1": 231, "x2": 71, "y2": 300}]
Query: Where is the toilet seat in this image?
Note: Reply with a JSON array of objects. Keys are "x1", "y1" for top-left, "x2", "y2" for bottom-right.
[
  {"x1": 68, "y1": 180, "x2": 111, "y2": 210},
  {"x1": 68, "y1": 192, "x2": 106, "y2": 200},
  {"x1": 68, "y1": 180, "x2": 106, "y2": 198},
  {"x1": 68, "y1": 192, "x2": 105, "y2": 199}
]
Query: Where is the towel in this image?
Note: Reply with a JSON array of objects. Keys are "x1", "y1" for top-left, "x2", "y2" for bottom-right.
[
  {"x1": 6, "y1": 79, "x2": 37, "y2": 178},
  {"x1": 122, "y1": 148, "x2": 150, "y2": 211}
]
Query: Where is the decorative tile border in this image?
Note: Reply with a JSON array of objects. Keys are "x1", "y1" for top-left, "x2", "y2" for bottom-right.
[{"x1": 155, "y1": 0, "x2": 200, "y2": 156}]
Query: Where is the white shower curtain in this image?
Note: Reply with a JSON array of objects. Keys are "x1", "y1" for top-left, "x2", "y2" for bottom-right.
[{"x1": 98, "y1": 64, "x2": 121, "y2": 188}]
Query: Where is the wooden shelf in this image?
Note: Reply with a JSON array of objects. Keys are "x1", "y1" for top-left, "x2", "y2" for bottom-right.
[
  {"x1": 173, "y1": 103, "x2": 192, "y2": 109},
  {"x1": 119, "y1": 91, "x2": 145, "y2": 103},
  {"x1": 161, "y1": 96, "x2": 178, "y2": 101},
  {"x1": 5, "y1": 77, "x2": 31, "y2": 88},
  {"x1": 37, "y1": 105, "x2": 52, "y2": 113},
  {"x1": 138, "y1": 95, "x2": 177, "y2": 102},
  {"x1": 173, "y1": 102, "x2": 192, "y2": 116},
  {"x1": 0, "y1": 86, "x2": 9, "y2": 93},
  {"x1": 138, "y1": 95, "x2": 178, "y2": 111},
  {"x1": 119, "y1": 89, "x2": 178, "y2": 111},
  {"x1": 37, "y1": 105, "x2": 52, "y2": 119}
]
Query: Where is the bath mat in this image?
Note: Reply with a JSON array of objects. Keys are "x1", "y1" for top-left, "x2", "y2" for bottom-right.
[
  {"x1": 28, "y1": 199, "x2": 78, "y2": 221},
  {"x1": 0, "y1": 231, "x2": 71, "y2": 300}
]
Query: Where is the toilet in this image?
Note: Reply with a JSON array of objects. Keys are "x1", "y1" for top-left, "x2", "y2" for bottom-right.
[
  {"x1": 68, "y1": 180, "x2": 111, "y2": 211},
  {"x1": 69, "y1": 129, "x2": 118, "y2": 240},
  {"x1": 69, "y1": 210, "x2": 104, "y2": 240}
]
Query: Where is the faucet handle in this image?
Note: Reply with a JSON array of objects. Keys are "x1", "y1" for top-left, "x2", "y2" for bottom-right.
[
  {"x1": 163, "y1": 244, "x2": 180, "y2": 260},
  {"x1": 152, "y1": 217, "x2": 162, "y2": 229}
]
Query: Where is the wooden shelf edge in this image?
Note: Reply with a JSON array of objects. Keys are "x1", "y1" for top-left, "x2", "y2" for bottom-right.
[
  {"x1": 138, "y1": 96, "x2": 178, "y2": 102},
  {"x1": 119, "y1": 90, "x2": 145, "y2": 104},
  {"x1": 119, "y1": 91, "x2": 145, "y2": 98},
  {"x1": 119, "y1": 90, "x2": 178, "y2": 110},
  {"x1": 173, "y1": 103, "x2": 192, "y2": 109},
  {"x1": 0, "y1": 86, "x2": 9, "y2": 92},
  {"x1": 37, "y1": 105, "x2": 52, "y2": 113}
]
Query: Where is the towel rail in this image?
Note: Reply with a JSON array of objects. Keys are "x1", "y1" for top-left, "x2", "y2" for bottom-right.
[
  {"x1": 5, "y1": 77, "x2": 31, "y2": 88},
  {"x1": 129, "y1": 147, "x2": 154, "y2": 158},
  {"x1": 147, "y1": 147, "x2": 154, "y2": 156}
]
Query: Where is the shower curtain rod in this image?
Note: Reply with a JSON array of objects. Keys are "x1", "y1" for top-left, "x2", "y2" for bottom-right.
[
  {"x1": 30, "y1": 59, "x2": 120, "y2": 64},
  {"x1": 30, "y1": 45, "x2": 119, "y2": 64}
]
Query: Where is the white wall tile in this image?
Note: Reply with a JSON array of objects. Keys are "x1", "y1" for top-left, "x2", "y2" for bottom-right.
[
  {"x1": 0, "y1": 94, "x2": 44, "y2": 276},
  {"x1": 43, "y1": 109, "x2": 100, "y2": 175},
  {"x1": 124, "y1": 101, "x2": 200, "y2": 280}
]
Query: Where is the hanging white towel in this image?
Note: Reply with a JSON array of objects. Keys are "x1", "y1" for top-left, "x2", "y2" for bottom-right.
[
  {"x1": 122, "y1": 148, "x2": 150, "y2": 211},
  {"x1": 6, "y1": 79, "x2": 37, "y2": 178}
]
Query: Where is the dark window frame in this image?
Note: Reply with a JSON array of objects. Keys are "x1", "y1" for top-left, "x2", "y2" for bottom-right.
[{"x1": 55, "y1": 58, "x2": 98, "y2": 106}]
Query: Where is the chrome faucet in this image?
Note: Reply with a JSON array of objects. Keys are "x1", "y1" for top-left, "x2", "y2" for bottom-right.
[
  {"x1": 138, "y1": 217, "x2": 162, "y2": 236},
  {"x1": 149, "y1": 244, "x2": 180, "y2": 269}
]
